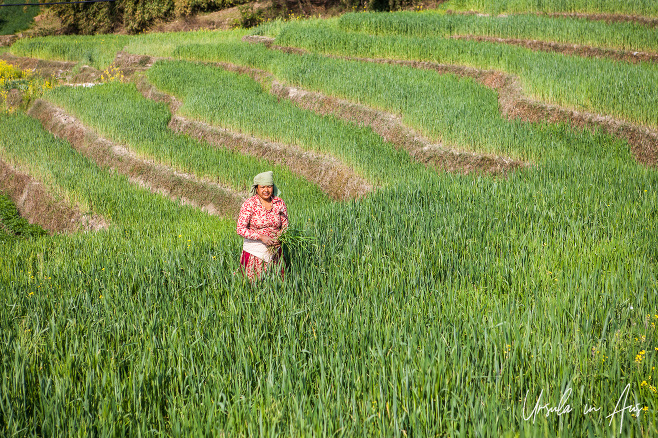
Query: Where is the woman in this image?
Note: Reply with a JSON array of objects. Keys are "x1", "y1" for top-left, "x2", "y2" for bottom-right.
[{"x1": 236, "y1": 171, "x2": 288, "y2": 281}]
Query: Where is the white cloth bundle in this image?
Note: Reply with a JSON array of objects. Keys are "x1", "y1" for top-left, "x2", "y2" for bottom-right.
[{"x1": 242, "y1": 238, "x2": 272, "y2": 262}]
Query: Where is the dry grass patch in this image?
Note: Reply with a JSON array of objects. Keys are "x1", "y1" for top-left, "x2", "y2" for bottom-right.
[
  {"x1": 0, "y1": 52, "x2": 75, "y2": 80},
  {"x1": 0, "y1": 35, "x2": 17, "y2": 47}
]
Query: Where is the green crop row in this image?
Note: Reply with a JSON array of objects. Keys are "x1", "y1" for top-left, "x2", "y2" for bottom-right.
[
  {"x1": 437, "y1": 0, "x2": 658, "y2": 16},
  {"x1": 1, "y1": 11, "x2": 658, "y2": 436},
  {"x1": 43, "y1": 82, "x2": 325, "y2": 212},
  {"x1": 337, "y1": 11, "x2": 658, "y2": 52},
  {"x1": 0, "y1": 191, "x2": 46, "y2": 242},
  {"x1": 265, "y1": 21, "x2": 658, "y2": 129},
  {"x1": 10, "y1": 34, "x2": 130, "y2": 70},
  {"x1": 9, "y1": 29, "x2": 247, "y2": 70},
  {"x1": 124, "y1": 27, "x2": 247, "y2": 59},
  {"x1": 2, "y1": 102, "x2": 656, "y2": 433},
  {"x1": 146, "y1": 60, "x2": 421, "y2": 184}
]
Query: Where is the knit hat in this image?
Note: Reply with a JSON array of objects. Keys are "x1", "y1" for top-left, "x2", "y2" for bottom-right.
[{"x1": 250, "y1": 171, "x2": 280, "y2": 197}]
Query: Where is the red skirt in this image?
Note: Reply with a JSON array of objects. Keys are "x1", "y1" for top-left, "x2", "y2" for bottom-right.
[{"x1": 240, "y1": 248, "x2": 284, "y2": 281}]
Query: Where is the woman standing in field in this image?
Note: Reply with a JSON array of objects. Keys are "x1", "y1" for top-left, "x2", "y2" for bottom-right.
[{"x1": 236, "y1": 171, "x2": 288, "y2": 281}]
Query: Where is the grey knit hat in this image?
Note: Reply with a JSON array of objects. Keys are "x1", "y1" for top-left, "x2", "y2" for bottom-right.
[{"x1": 250, "y1": 171, "x2": 280, "y2": 197}]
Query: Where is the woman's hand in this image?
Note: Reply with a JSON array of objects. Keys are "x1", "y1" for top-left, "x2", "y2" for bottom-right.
[{"x1": 259, "y1": 234, "x2": 279, "y2": 247}]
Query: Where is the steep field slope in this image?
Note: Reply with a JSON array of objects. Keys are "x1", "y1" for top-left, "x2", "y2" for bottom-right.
[{"x1": 1, "y1": 1, "x2": 657, "y2": 436}]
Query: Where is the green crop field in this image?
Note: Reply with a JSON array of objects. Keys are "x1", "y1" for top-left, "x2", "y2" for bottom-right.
[
  {"x1": 1, "y1": 0, "x2": 657, "y2": 436},
  {"x1": 337, "y1": 11, "x2": 658, "y2": 52}
]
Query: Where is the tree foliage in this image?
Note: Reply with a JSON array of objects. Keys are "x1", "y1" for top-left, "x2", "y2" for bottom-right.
[{"x1": 42, "y1": 0, "x2": 240, "y2": 34}]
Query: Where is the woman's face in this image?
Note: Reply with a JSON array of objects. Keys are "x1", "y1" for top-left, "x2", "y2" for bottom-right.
[{"x1": 256, "y1": 185, "x2": 273, "y2": 201}]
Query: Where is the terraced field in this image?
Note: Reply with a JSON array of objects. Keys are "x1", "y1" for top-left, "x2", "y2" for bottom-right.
[{"x1": 1, "y1": 1, "x2": 657, "y2": 435}]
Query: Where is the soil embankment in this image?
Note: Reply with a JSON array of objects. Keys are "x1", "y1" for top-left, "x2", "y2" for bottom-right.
[
  {"x1": 450, "y1": 35, "x2": 658, "y2": 64},
  {"x1": 447, "y1": 10, "x2": 658, "y2": 28},
  {"x1": 245, "y1": 36, "x2": 658, "y2": 167},
  {"x1": 0, "y1": 158, "x2": 107, "y2": 233},
  {"x1": 136, "y1": 78, "x2": 373, "y2": 200},
  {"x1": 0, "y1": 52, "x2": 103, "y2": 83},
  {"x1": 543, "y1": 12, "x2": 658, "y2": 27},
  {"x1": 28, "y1": 99, "x2": 245, "y2": 217}
]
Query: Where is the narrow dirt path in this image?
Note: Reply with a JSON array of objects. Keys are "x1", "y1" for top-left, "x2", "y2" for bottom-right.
[
  {"x1": 447, "y1": 10, "x2": 658, "y2": 28},
  {"x1": 135, "y1": 78, "x2": 373, "y2": 200},
  {"x1": 244, "y1": 36, "x2": 658, "y2": 167},
  {"x1": 543, "y1": 11, "x2": 658, "y2": 27},
  {"x1": 0, "y1": 158, "x2": 107, "y2": 234},
  {"x1": 28, "y1": 99, "x2": 246, "y2": 218},
  {"x1": 450, "y1": 35, "x2": 658, "y2": 64}
]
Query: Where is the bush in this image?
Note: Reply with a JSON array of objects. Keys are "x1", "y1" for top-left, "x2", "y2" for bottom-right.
[
  {"x1": 337, "y1": 0, "x2": 418, "y2": 12},
  {"x1": 232, "y1": 4, "x2": 263, "y2": 29},
  {"x1": 0, "y1": 192, "x2": 47, "y2": 240},
  {"x1": 43, "y1": 0, "x2": 242, "y2": 35},
  {"x1": 0, "y1": 4, "x2": 40, "y2": 36}
]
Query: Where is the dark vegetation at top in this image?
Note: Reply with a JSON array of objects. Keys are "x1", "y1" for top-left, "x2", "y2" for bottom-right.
[
  {"x1": 48, "y1": 0, "x2": 243, "y2": 34},
  {"x1": 0, "y1": 4, "x2": 39, "y2": 35},
  {"x1": 1, "y1": 0, "x2": 432, "y2": 36}
]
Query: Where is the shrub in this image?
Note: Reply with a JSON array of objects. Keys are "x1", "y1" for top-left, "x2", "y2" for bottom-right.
[{"x1": 43, "y1": 0, "x2": 242, "y2": 35}]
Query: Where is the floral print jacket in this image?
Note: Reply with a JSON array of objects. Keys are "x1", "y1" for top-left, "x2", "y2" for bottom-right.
[{"x1": 236, "y1": 196, "x2": 288, "y2": 241}]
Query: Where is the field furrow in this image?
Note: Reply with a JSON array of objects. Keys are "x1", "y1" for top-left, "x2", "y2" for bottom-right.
[
  {"x1": 541, "y1": 12, "x2": 658, "y2": 26},
  {"x1": 449, "y1": 35, "x2": 658, "y2": 64},
  {"x1": 0, "y1": 157, "x2": 107, "y2": 233},
  {"x1": 28, "y1": 99, "x2": 245, "y2": 218},
  {"x1": 247, "y1": 37, "x2": 658, "y2": 167},
  {"x1": 444, "y1": 10, "x2": 658, "y2": 27},
  {"x1": 269, "y1": 81, "x2": 527, "y2": 175},
  {"x1": 135, "y1": 78, "x2": 372, "y2": 200},
  {"x1": 145, "y1": 59, "x2": 429, "y2": 189}
]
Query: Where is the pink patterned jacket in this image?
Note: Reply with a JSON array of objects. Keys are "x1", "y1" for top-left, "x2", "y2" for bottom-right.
[{"x1": 236, "y1": 196, "x2": 288, "y2": 241}]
